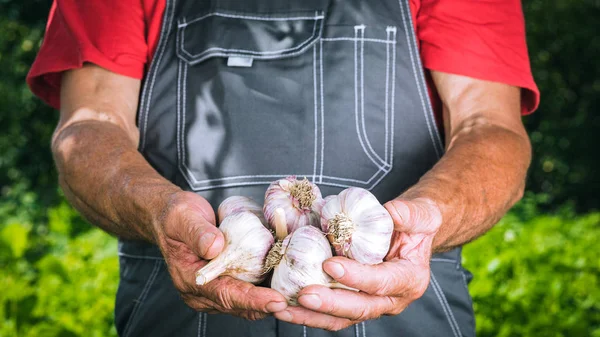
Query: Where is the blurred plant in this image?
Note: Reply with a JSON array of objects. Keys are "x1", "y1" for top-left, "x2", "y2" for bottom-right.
[
  {"x1": 463, "y1": 196, "x2": 600, "y2": 337},
  {"x1": 523, "y1": 0, "x2": 600, "y2": 211},
  {"x1": 0, "y1": 202, "x2": 118, "y2": 337}
]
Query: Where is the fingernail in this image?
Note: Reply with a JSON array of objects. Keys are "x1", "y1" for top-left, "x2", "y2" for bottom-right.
[
  {"x1": 298, "y1": 294, "x2": 322, "y2": 309},
  {"x1": 199, "y1": 232, "x2": 216, "y2": 255},
  {"x1": 276, "y1": 310, "x2": 293, "y2": 322},
  {"x1": 324, "y1": 261, "x2": 345, "y2": 279},
  {"x1": 266, "y1": 301, "x2": 287, "y2": 312}
]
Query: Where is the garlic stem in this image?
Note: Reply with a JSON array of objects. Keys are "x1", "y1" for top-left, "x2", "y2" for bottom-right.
[
  {"x1": 328, "y1": 213, "x2": 355, "y2": 246},
  {"x1": 289, "y1": 178, "x2": 317, "y2": 209},
  {"x1": 274, "y1": 208, "x2": 288, "y2": 240},
  {"x1": 196, "y1": 260, "x2": 228, "y2": 286}
]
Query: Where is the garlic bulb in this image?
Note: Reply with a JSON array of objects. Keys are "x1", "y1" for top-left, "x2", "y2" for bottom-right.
[
  {"x1": 195, "y1": 211, "x2": 274, "y2": 285},
  {"x1": 217, "y1": 195, "x2": 266, "y2": 225},
  {"x1": 264, "y1": 176, "x2": 324, "y2": 233},
  {"x1": 320, "y1": 187, "x2": 393, "y2": 265},
  {"x1": 269, "y1": 225, "x2": 334, "y2": 305}
]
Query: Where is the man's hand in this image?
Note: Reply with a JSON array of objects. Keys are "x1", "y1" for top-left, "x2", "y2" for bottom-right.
[
  {"x1": 153, "y1": 191, "x2": 288, "y2": 320},
  {"x1": 57, "y1": 64, "x2": 288, "y2": 320},
  {"x1": 274, "y1": 198, "x2": 440, "y2": 330},
  {"x1": 274, "y1": 71, "x2": 530, "y2": 330}
]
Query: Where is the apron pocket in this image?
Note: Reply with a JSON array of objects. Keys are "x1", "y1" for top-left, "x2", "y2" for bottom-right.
[
  {"x1": 317, "y1": 25, "x2": 398, "y2": 190},
  {"x1": 175, "y1": 5, "x2": 327, "y2": 191},
  {"x1": 174, "y1": 2, "x2": 395, "y2": 192}
]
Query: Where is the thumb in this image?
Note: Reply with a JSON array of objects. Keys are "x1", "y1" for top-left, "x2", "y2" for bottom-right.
[
  {"x1": 187, "y1": 217, "x2": 225, "y2": 260},
  {"x1": 383, "y1": 198, "x2": 441, "y2": 235},
  {"x1": 162, "y1": 192, "x2": 225, "y2": 260}
]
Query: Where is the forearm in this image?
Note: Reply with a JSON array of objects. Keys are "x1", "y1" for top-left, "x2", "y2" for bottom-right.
[
  {"x1": 52, "y1": 117, "x2": 181, "y2": 242},
  {"x1": 400, "y1": 118, "x2": 531, "y2": 252}
]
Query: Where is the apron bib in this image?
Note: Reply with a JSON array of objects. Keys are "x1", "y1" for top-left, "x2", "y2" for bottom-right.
[{"x1": 116, "y1": 0, "x2": 475, "y2": 336}]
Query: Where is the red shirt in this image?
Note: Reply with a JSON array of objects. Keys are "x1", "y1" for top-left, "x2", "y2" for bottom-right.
[{"x1": 27, "y1": 0, "x2": 540, "y2": 117}]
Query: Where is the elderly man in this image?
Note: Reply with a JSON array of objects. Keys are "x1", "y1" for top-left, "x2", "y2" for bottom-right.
[{"x1": 28, "y1": 0, "x2": 538, "y2": 336}]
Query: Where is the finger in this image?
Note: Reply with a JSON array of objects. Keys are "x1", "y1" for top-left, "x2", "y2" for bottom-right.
[
  {"x1": 200, "y1": 276, "x2": 288, "y2": 313},
  {"x1": 296, "y1": 286, "x2": 407, "y2": 321},
  {"x1": 182, "y1": 295, "x2": 267, "y2": 320},
  {"x1": 383, "y1": 198, "x2": 441, "y2": 235},
  {"x1": 323, "y1": 257, "x2": 429, "y2": 297},
  {"x1": 237, "y1": 311, "x2": 269, "y2": 321},
  {"x1": 274, "y1": 306, "x2": 357, "y2": 332},
  {"x1": 181, "y1": 292, "x2": 219, "y2": 312}
]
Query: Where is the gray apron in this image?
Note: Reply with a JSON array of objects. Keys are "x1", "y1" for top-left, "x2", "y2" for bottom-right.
[{"x1": 117, "y1": 0, "x2": 476, "y2": 336}]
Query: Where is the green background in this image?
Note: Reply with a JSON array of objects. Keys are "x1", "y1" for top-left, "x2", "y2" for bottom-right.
[{"x1": 0, "y1": 0, "x2": 598, "y2": 336}]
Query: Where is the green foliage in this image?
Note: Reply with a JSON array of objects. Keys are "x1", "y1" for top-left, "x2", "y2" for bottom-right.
[
  {"x1": 523, "y1": 0, "x2": 600, "y2": 210},
  {"x1": 0, "y1": 0, "x2": 58, "y2": 224},
  {"x1": 463, "y1": 198, "x2": 600, "y2": 337},
  {"x1": 0, "y1": 204, "x2": 118, "y2": 337}
]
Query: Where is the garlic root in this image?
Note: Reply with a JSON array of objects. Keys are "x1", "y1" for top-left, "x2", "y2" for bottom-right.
[{"x1": 263, "y1": 208, "x2": 288, "y2": 273}]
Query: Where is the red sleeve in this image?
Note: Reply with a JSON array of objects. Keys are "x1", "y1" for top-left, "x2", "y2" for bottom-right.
[
  {"x1": 415, "y1": 0, "x2": 540, "y2": 115},
  {"x1": 26, "y1": 0, "x2": 149, "y2": 109}
]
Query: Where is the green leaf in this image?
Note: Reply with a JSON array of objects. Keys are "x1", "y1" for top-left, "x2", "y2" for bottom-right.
[{"x1": 0, "y1": 222, "x2": 30, "y2": 258}]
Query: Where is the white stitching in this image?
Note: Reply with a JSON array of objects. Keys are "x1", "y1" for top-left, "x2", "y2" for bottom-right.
[
  {"x1": 362, "y1": 321, "x2": 367, "y2": 337},
  {"x1": 180, "y1": 172, "x2": 390, "y2": 183},
  {"x1": 122, "y1": 260, "x2": 162, "y2": 337},
  {"x1": 182, "y1": 63, "x2": 188, "y2": 164},
  {"x1": 431, "y1": 271, "x2": 462, "y2": 337},
  {"x1": 312, "y1": 45, "x2": 318, "y2": 184},
  {"x1": 178, "y1": 11, "x2": 325, "y2": 28},
  {"x1": 197, "y1": 313, "x2": 202, "y2": 337},
  {"x1": 202, "y1": 312, "x2": 207, "y2": 337},
  {"x1": 140, "y1": 0, "x2": 175, "y2": 151},
  {"x1": 431, "y1": 258, "x2": 458, "y2": 264},
  {"x1": 358, "y1": 26, "x2": 387, "y2": 166},
  {"x1": 398, "y1": 0, "x2": 443, "y2": 158},
  {"x1": 181, "y1": 26, "x2": 322, "y2": 66},
  {"x1": 321, "y1": 37, "x2": 395, "y2": 44},
  {"x1": 319, "y1": 38, "x2": 325, "y2": 184},
  {"x1": 179, "y1": 172, "x2": 395, "y2": 190},
  {"x1": 354, "y1": 26, "x2": 388, "y2": 170},
  {"x1": 118, "y1": 252, "x2": 164, "y2": 261},
  {"x1": 390, "y1": 27, "x2": 397, "y2": 169},
  {"x1": 176, "y1": 54, "x2": 182, "y2": 170},
  {"x1": 384, "y1": 29, "x2": 391, "y2": 164},
  {"x1": 180, "y1": 17, "x2": 320, "y2": 60},
  {"x1": 303, "y1": 325, "x2": 307, "y2": 337},
  {"x1": 365, "y1": 27, "x2": 397, "y2": 190},
  {"x1": 355, "y1": 324, "x2": 360, "y2": 337}
]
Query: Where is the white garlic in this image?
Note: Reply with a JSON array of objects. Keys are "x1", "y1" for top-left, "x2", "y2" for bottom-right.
[
  {"x1": 320, "y1": 187, "x2": 393, "y2": 265},
  {"x1": 195, "y1": 211, "x2": 274, "y2": 285},
  {"x1": 269, "y1": 225, "x2": 334, "y2": 305},
  {"x1": 263, "y1": 176, "x2": 324, "y2": 233},
  {"x1": 217, "y1": 195, "x2": 266, "y2": 225}
]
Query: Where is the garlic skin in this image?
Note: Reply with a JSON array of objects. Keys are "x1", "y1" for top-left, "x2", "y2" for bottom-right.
[
  {"x1": 263, "y1": 176, "x2": 324, "y2": 233},
  {"x1": 195, "y1": 211, "x2": 274, "y2": 285},
  {"x1": 320, "y1": 187, "x2": 393, "y2": 265},
  {"x1": 217, "y1": 195, "x2": 266, "y2": 225},
  {"x1": 270, "y1": 226, "x2": 334, "y2": 305}
]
